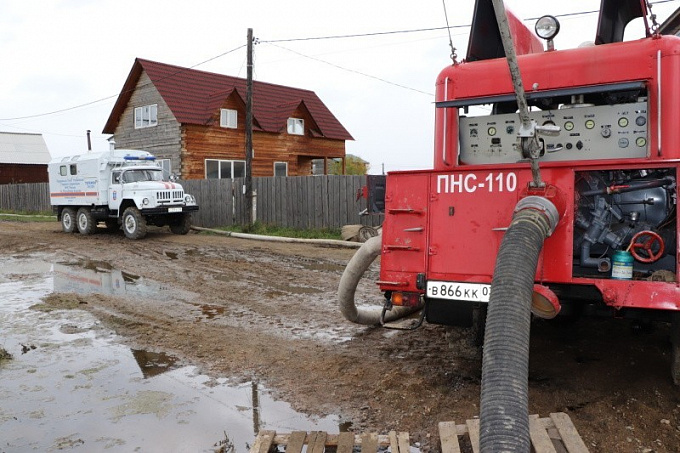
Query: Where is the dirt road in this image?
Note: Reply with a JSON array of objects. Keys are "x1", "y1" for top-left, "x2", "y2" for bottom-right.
[{"x1": 3, "y1": 221, "x2": 680, "y2": 452}]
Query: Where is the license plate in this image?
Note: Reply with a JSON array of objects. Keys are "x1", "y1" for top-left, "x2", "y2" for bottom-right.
[
  {"x1": 426, "y1": 281, "x2": 490, "y2": 302},
  {"x1": 168, "y1": 207, "x2": 182, "y2": 213}
]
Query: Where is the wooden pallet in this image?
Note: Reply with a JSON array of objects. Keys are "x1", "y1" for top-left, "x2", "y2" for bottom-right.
[
  {"x1": 439, "y1": 413, "x2": 589, "y2": 453},
  {"x1": 250, "y1": 430, "x2": 411, "y2": 453}
]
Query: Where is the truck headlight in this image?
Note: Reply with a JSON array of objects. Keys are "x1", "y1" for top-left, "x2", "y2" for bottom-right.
[
  {"x1": 142, "y1": 198, "x2": 150, "y2": 206},
  {"x1": 184, "y1": 195, "x2": 195, "y2": 204}
]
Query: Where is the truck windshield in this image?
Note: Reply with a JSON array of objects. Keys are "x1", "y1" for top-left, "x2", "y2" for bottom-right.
[{"x1": 121, "y1": 169, "x2": 164, "y2": 183}]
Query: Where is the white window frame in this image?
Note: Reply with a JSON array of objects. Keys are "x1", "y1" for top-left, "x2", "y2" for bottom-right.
[
  {"x1": 220, "y1": 109, "x2": 238, "y2": 129},
  {"x1": 274, "y1": 161, "x2": 288, "y2": 177},
  {"x1": 205, "y1": 159, "x2": 247, "y2": 179},
  {"x1": 134, "y1": 104, "x2": 158, "y2": 129},
  {"x1": 287, "y1": 117, "x2": 304, "y2": 135}
]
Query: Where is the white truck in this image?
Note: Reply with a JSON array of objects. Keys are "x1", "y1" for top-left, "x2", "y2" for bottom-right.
[{"x1": 48, "y1": 149, "x2": 198, "y2": 239}]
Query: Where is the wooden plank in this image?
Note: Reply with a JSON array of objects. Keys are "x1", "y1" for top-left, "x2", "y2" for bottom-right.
[
  {"x1": 338, "y1": 176, "x2": 348, "y2": 226},
  {"x1": 251, "y1": 430, "x2": 276, "y2": 453},
  {"x1": 360, "y1": 433, "x2": 378, "y2": 453},
  {"x1": 308, "y1": 431, "x2": 327, "y2": 453},
  {"x1": 530, "y1": 415, "x2": 558, "y2": 453},
  {"x1": 286, "y1": 431, "x2": 307, "y2": 453},
  {"x1": 389, "y1": 431, "x2": 399, "y2": 453},
  {"x1": 466, "y1": 418, "x2": 480, "y2": 453},
  {"x1": 336, "y1": 432, "x2": 355, "y2": 453},
  {"x1": 549, "y1": 413, "x2": 589, "y2": 453},
  {"x1": 438, "y1": 421, "x2": 462, "y2": 453},
  {"x1": 397, "y1": 432, "x2": 410, "y2": 453},
  {"x1": 314, "y1": 176, "x2": 323, "y2": 229}
]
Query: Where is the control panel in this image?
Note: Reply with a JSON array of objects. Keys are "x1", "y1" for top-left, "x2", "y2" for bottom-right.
[{"x1": 458, "y1": 101, "x2": 648, "y2": 164}]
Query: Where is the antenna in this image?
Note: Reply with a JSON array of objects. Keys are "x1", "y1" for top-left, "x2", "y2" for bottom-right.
[{"x1": 441, "y1": 0, "x2": 458, "y2": 64}]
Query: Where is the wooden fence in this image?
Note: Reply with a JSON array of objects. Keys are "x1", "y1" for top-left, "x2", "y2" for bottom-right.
[{"x1": 0, "y1": 176, "x2": 384, "y2": 229}]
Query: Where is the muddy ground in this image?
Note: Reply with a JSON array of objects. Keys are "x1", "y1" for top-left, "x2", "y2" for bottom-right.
[{"x1": 3, "y1": 221, "x2": 680, "y2": 452}]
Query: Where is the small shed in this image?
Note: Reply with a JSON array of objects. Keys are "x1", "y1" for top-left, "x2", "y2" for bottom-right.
[{"x1": 0, "y1": 132, "x2": 51, "y2": 184}]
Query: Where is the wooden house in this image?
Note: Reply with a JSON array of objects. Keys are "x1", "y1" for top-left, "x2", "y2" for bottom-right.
[
  {"x1": 0, "y1": 132, "x2": 51, "y2": 184},
  {"x1": 103, "y1": 58, "x2": 353, "y2": 179}
]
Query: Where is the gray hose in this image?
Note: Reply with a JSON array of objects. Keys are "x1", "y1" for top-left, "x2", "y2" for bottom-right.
[
  {"x1": 480, "y1": 198, "x2": 558, "y2": 453},
  {"x1": 338, "y1": 235, "x2": 420, "y2": 325}
]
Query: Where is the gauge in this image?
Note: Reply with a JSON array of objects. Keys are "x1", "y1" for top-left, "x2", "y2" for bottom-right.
[
  {"x1": 564, "y1": 121, "x2": 574, "y2": 131},
  {"x1": 585, "y1": 119, "x2": 595, "y2": 130},
  {"x1": 618, "y1": 117, "x2": 629, "y2": 128},
  {"x1": 488, "y1": 127, "x2": 497, "y2": 136},
  {"x1": 636, "y1": 137, "x2": 647, "y2": 147}
]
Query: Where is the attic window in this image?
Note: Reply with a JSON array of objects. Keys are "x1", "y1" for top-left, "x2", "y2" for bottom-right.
[
  {"x1": 220, "y1": 109, "x2": 238, "y2": 129},
  {"x1": 287, "y1": 118, "x2": 304, "y2": 135},
  {"x1": 134, "y1": 104, "x2": 158, "y2": 129}
]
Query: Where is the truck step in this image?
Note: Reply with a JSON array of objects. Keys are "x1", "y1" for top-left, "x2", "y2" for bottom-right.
[
  {"x1": 439, "y1": 413, "x2": 589, "y2": 453},
  {"x1": 250, "y1": 430, "x2": 411, "y2": 453}
]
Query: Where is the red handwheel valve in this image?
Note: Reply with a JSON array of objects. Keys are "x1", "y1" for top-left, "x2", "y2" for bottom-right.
[{"x1": 628, "y1": 230, "x2": 665, "y2": 263}]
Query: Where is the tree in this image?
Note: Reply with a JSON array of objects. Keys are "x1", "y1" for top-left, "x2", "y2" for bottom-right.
[{"x1": 328, "y1": 154, "x2": 369, "y2": 175}]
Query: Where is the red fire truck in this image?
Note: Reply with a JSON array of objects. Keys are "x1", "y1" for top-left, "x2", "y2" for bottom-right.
[{"x1": 339, "y1": 0, "x2": 680, "y2": 450}]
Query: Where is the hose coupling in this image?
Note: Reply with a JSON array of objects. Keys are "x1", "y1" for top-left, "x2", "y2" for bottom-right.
[{"x1": 514, "y1": 196, "x2": 560, "y2": 237}]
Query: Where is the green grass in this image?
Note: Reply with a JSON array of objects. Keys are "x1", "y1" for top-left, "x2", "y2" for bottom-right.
[
  {"x1": 0, "y1": 210, "x2": 55, "y2": 222},
  {"x1": 216, "y1": 222, "x2": 342, "y2": 240}
]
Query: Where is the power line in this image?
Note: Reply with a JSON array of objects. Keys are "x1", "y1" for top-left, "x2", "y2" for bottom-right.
[
  {"x1": 265, "y1": 42, "x2": 434, "y2": 97},
  {"x1": 260, "y1": 25, "x2": 469, "y2": 44},
  {"x1": 0, "y1": 45, "x2": 246, "y2": 122},
  {"x1": 3, "y1": 1, "x2": 677, "y2": 122}
]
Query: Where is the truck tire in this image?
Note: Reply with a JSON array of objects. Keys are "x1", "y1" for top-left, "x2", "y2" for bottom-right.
[
  {"x1": 122, "y1": 207, "x2": 147, "y2": 239},
  {"x1": 61, "y1": 208, "x2": 77, "y2": 233},
  {"x1": 76, "y1": 208, "x2": 95, "y2": 235},
  {"x1": 169, "y1": 214, "x2": 192, "y2": 235}
]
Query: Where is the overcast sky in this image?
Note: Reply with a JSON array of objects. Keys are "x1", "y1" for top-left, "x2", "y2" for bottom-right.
[{"x1": 0, "y1": 0, "x2": 677, "y2": 174}]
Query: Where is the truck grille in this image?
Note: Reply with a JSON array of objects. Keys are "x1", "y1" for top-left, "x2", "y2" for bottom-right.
[{"x1": 157, "y1": 190, "x2": 184, "y2": 203}]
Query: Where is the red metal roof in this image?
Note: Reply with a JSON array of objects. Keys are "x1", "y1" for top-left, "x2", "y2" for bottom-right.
[{"x1": 103, "y1": 58, "x2": 353, "y2": 140}]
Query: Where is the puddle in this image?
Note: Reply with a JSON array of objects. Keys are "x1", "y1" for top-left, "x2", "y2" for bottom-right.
[
  {"x1": 52, "y1": 260, "x2": 189, "y2": 301},
  {"x1": 0, "y1": 255, "x2": 341, "y2": 452}
]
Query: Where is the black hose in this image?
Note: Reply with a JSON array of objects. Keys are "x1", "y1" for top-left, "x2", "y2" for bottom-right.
[{"x1": 480, "y1": 204, "x2": 555, "y2": 453}]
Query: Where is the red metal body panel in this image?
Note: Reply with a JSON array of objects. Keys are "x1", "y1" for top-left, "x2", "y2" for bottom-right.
[
  {"x1": 506, "y1": 7, "x2": 543, "y2": 56},
  {"x1": 380, "y1": 34, "x2": 680, "y2": 313}
]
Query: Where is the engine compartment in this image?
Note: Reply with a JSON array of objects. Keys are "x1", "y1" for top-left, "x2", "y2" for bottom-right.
[{"x1": 573, "y1": 168, "x2": 677, "y2": 280}]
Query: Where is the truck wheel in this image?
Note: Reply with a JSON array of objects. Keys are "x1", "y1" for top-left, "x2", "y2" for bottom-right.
[
  {"x1": 76, "y1": 208, "x2": 95, "y2": 235},
  {"x1": 122, "y1": 207, "x2": 147, "y2": 239},
  {"x1": 169, "y1": 214, "x2": 192, "y2": 235},
  {"x1": 61, "y1": 208, "x2": 77, "y2": 233}
]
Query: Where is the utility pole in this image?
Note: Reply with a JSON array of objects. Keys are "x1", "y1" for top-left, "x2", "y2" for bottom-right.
[{"x1": 245, "y1": 28, "x2": 254, "y2": 226}]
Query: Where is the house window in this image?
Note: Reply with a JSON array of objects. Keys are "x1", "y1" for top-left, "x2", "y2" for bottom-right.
[
  {"x1": 287, "y1": 118, "x2": 304, "y2": 135},
  {"x1": 157, "y1": 159, "x2": 171, "y2": 180},
  {"x1": 220, "y1": 109, "x2": 238, "y2": 129},
  {"x1": 274, "y1": 162, "x2": 288, "y2": 177},
  {"x1": 205, "y1": 159, "x2": 246, "y2": 179},
  {"x1": 134, "y1": 104, "x2": 158, "y2": 129}
]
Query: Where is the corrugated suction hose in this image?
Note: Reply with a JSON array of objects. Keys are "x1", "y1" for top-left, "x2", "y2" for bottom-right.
[
  {"x1": 480, "y1": 197, "x2": 559, "y2": 453},
  {"x1": 338, "y1": 235, "x2": 421, "y2": 325}
]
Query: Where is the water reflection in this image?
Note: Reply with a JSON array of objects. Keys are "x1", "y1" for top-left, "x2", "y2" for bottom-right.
[
  {"x1": 0, "y1": 256, "x2": 343, "y2": 452},
  {"x1": 131, "y1": 349, "x2": 180, "y2": 379}
]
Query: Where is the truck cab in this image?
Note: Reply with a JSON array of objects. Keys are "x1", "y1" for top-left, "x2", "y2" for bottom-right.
[{"x1": 49, "y1": 149, "x2": 198, "y2": 239}]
